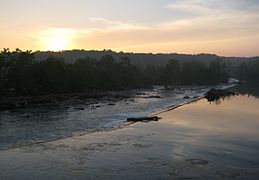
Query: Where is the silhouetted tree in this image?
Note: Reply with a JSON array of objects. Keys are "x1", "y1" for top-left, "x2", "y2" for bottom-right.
[
  {"x1": 0, "y1": 48, "x2": 234, "y2": 96},
  {"x1": 237, "y1": 60, "x2": 259, "y2": 82},
  {"x1": 163, "y1": 59, "x2": 180, "y2": 88}
]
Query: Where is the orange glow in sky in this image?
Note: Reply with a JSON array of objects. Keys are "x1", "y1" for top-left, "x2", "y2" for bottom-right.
[
  {"x1": 0, "y1": 0, "x2": 259, "y2": 56},
  {"x1": 32, "y1": 28, "x2": 76, "y2": 51}
]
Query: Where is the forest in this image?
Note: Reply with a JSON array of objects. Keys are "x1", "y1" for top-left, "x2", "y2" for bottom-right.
[
  {"x1": 237, "y1": 60, "x2": 259, "y2": 82},
  {"x1": 0, "y1": 48, "x2": 256, "y2": 96}
]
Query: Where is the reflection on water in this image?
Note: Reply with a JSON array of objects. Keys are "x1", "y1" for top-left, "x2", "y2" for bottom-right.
[
  {"x1": 163, "y1": 95, "x2": 259, "y2": 139},
  {"x1": 208, "y1": 95, "x2": 235, "y2": 105},
  {"x1": 161, "y1": 91, "x2": 259, "y2": 173},
  {"x1": 232, "y1": 82, "x2": 259, "y2": 99},
  {"x1": 206, "y1": 82, "x2": 259, "y2": 105},
  {"x1": 0, "y1": 83, "x2": 257, "y2": 150},
  {"x1": 0, "y1": 84, "x2": 258, "y2": 179},
  {"x1": 0, "y1": 87, "x2": 209, "y2": 149}
]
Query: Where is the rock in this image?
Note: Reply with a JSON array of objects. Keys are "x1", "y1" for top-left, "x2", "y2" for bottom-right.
[
  {"x1": 0, "y1": 90, "x2": 133, "y2": 111},
  {"x1": 144, "y1": 95, "x2": 162, "y2": 98},
  {"x1": 183, "y1": 95, "x2": 190, "y2": 99},
  {"x1": 205, "y1": 88, "x2": 236, "y2": 102},
  {"x1": 186, "y1": 159, "x2": 208, "y2": 166},
  {"x1": 127, "y1": 116, "x2": 161, "y2": 122},
  {"x1": 24, "y1": 114, "x2": 30, "y2": 118},
  {"x1": 108, "y1": 103, "x2": 115, "y2": 106},
  {"x1": 74, "y1": 107, "x2": 84, "y2": 110},
  {"x1": 128, "y1": 98, "x2": 135, "y2": 102}
]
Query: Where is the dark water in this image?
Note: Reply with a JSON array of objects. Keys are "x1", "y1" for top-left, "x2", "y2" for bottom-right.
[
  {"x1": 0, "y1": 86, "x2": 211, "y2": 149},
  {"x1": 0, "y1": 83, "x2": 258, "y2": 179},
  {"x1": 0, "y1": 83, "x2": 255, "y2": 150}
]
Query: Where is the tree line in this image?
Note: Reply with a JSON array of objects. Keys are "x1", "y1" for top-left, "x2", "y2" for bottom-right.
[
  {"x1": 237, "y1": 60, "x2": 259, "y2": 82},
  {"x1": 0, "y1": 49, "x2": 231, "y2": 96}
]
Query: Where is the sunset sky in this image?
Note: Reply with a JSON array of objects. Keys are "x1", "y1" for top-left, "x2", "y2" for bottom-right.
[{"x1": 1, "y1": 0, "x2": 259, "y2": 56}]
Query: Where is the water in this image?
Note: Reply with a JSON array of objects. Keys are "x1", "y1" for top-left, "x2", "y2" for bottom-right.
[
  {"x1": 0, "y1": 83, "x2": 258, "y2": 179},
  {"x1": 0, "y1": 86, "x2": 212, "y2": 149},
  {"x1": 156, "y1": 85, "x2": 259, "y2": 179}
]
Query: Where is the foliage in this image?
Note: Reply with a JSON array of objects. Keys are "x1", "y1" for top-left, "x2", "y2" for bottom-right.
[
  {"x1": 0, "y1": 49, "x2": 231, "y2": 95},
  {"x1": 237, "y1": 60, "x2": 259, "y2": 82}
]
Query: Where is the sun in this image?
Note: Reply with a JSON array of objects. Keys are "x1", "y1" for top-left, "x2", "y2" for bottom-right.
[
  {"x1": 47, "y1": 37, "x2": 68, "y2": 51},
  {"x1": 35, "y1": 28, "x2": 76, "y2": 51}
]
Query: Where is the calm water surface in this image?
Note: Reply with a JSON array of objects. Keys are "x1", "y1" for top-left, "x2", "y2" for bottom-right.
[
  {"x1": 159, "y1": 84, "x2": 259, "y2": 176},
  {"x1": 0, "y1": 87, "x2": 209, "y2": 149},
  {"x1": 0, "y1": 84, "x2": 258, "y2": 179}
]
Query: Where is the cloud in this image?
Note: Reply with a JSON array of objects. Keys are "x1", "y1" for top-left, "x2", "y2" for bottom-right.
[
  {"x1": 28, "y1": 19, "x2": 150, "y2": 50},
  {"x1": 86, "y1": 17, "x2": 148, "y2": 31},
  {"x1": 165, "y1": 0, "x2": 217, "y2": 15},
  {"x1": 27, "y1": 1, "x2": 259, "y2": 56},
  {"x1": 163, "y1": 0, "x2": 259, "y2": 34},
  {"x1": 165, "y1": 0, "x2": 259, "y2": 18},
  {"x1": 34, "y1": 11, "x2": 258, "y2": 55}
]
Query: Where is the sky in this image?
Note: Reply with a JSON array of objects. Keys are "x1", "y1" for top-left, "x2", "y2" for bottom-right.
[{"x1": 1, "y1": 0, "x2": 259, "y2": 57}]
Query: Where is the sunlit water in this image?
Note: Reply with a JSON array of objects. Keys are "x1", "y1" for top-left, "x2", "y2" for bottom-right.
[
  {"x1": 0, "y1": 84, "x2": 258, "y2": 179},
  {"x1": 0, "y1": 86, "x2": 212, "y2": 149},
  {"x1": 159, "y1": 90, "x2": 259, "y2": 174}
]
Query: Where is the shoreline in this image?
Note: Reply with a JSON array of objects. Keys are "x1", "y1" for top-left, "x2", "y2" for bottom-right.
[
  {"x1": 0, "y1": 90, "x2": 133, "y2": 111},
  {"x1": 0, "y1": 83, "x2": 237, "y2": 152},
  {"x1": 0, "y1": 83, "x2": 237, "y2": 111},
  {"x1": 0, "y1": 85, "x2": 258, "y2": 179},
  {"x1": 153, "y1": 83, "x2": 237, "y2": 115}
]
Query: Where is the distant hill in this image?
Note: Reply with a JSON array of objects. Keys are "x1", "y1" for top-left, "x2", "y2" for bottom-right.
[{"x1": 34, "y1": 50, "x2": 259, "y2": 67}]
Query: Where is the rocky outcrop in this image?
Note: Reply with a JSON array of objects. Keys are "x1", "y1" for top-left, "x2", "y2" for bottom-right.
[{"x1": 205, "y1": 88, "x2": 236, "y2": 102}]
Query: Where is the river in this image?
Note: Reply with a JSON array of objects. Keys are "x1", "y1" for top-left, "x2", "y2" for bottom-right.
[{"x1": 0, "y1": 86, "x2": 216, "y2": 149}]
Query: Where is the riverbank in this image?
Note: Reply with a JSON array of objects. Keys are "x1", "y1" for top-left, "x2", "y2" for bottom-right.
[
  {"x1": 0, "y1": 83, "x2": 236, "y2": 111},
  {"x1": 0, "y1": 90, "x2": 133, "y2": 111},
  {"x1": 1, "y1": 85, "x2": 258, "y2": 179},
  {"x1": 0, "y1": 84, "x2": 235, "y2": 150}
]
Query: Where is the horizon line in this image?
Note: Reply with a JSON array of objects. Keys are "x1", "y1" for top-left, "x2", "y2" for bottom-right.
[{"x1": 1, "y1": 48, "x2": 258, "y2": 58}]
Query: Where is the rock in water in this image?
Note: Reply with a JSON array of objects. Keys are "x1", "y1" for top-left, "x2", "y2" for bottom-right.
[
  {"x1": 183, "y1": 95, "x2": 190, "y2": 99},
  {"x1": 127, "y1": 116, "x2": 161, "y2": 122},
  {"x1": 205, "y1": 88, "x2": 235, "y2": 102}
]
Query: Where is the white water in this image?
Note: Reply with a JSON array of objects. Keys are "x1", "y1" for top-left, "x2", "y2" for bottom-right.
[{"x1": 0, "y1": 84, "x2": 235, "y2": 149}]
